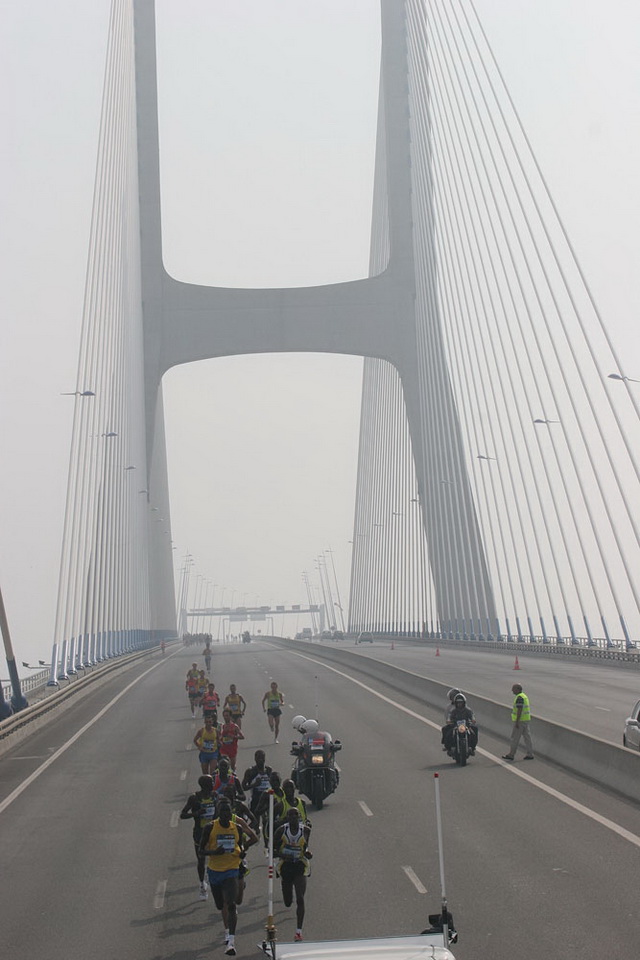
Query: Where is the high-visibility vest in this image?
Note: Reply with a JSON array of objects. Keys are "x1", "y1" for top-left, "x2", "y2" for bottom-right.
[{"x1": 511, "y1": 692, "x2": 531, "y2": 722}]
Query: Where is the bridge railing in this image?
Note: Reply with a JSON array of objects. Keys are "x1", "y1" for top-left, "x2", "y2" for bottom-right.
[
  {"x1": 2, "y1": 668, "x2": 50, "y2": 702},
  {"x1": 344, "y1": 633, "x2": 640, "y2": 663}
]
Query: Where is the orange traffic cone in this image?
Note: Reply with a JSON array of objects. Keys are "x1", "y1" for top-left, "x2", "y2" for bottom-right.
[
  {"x1": 513, "y1": 656, "x2": 520, "y2": 670},
  {"x1": 435, "y1": 647, "x2": 440, "y2": 656}
]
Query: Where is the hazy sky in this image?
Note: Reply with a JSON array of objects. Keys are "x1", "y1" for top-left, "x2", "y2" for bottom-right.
[{"x1": 1, "y1": 0, "x2": 639, "y2": 668}]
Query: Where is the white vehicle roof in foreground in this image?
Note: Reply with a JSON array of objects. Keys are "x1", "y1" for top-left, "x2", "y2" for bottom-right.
[{"x1": 270, "y1": 934, "x2": 456, "y2": 960}]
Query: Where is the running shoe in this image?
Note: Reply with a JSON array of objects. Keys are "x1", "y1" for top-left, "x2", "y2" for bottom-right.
[
  {"x1": 294, "y1": 932, "x2": 303, "y2": 942},
  {"x1": 225, "y1": 946, "x2": 236, "y2": 956},
  {"x1": 199, "y1": 882, "x2": 208, "y2": 901}
]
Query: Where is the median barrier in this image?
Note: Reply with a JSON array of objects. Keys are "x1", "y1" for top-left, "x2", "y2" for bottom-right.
[{"x1": 271, "y1": 637, "x2": 640, "y2": 805}]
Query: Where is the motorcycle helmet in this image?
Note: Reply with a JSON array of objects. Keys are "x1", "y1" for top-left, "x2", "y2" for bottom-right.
[
  {"x1": 292, "y1": 715, "x2": 307, "y2": 731},
  {"x1": 447, "y1": 688, "x2": 461, "y2": 702},
  {"x1": 453, "y1": 693, "x2": 467, "y2": 706},
  {"x1": 300, "y1": 718, "x2": 319, "y2": 735}
]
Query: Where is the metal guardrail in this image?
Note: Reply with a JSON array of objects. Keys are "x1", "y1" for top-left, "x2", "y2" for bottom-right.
[
  {"x1": 2, "y1": 668, "x2": 50, "y2": 702},
  {"x1": 0, "y1": 646, "x2": 162, "y2": 747},
  {"x1": 344, "y1": 634, "x2": 640, "y2": 664}
]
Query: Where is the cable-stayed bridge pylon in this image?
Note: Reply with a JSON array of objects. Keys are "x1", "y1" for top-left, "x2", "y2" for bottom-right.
[{"x1": 50, "y1": 0, "x2": 640, "y2": 678}]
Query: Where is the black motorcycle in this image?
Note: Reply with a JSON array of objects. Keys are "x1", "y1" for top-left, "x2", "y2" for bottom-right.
[
  {"x1": 449, "y1": 720, "x2": 470, "y2": 766},
  {"x1": 291, "y1": 732, "x2": 342, "y2": 809}
]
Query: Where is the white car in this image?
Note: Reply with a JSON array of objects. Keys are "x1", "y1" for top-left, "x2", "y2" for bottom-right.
[
  {"x1": 270, "y1": 935, "x2": 455, "y2": 959},
  {"x1": 623, "y1": 699, "x2": 640, "y2": 750}
]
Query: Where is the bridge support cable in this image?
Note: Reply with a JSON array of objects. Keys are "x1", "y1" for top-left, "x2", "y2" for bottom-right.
[
  {"x1": 428, "y1": 0, "x2": 640, "y2": 639},
  {"x1": 410, "y1": 2, "x2": 582, "y2": 641},
  {"x1": 424, "y1": 0, "x2": 640, "y2": 632},
  {"x1": 347, "y1": 0, "x2": 640, "y2": 644},
  {"x1": 51, "y1": 0, "x2": 158, "y2": 675}
]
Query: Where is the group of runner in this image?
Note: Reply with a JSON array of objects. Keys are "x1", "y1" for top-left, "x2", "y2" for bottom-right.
[{"x1": 181, "y1": 661, "x2": 312, "y2": 955}]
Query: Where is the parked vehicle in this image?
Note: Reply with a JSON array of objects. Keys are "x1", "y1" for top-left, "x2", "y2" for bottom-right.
[
  {"x1": 356, "y1": 631, "x2": 373, "y2": 644},
  {"x1": 623, "y1": 698, "x2": 640, "y2": 750}
]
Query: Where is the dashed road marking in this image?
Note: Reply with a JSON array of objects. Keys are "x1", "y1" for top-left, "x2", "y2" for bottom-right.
[
  {"x1": 402, "y1": 866, "x2": 427, "y2": 893},
  {"x1": 180, "y1": 769, "x2": 187, "y2": 781},
  {"x1": 170, "y1": 811, "x2": 180, "y2": 828},
  {"x1": 358, "y1": 800, "x2": 373, "y2": 817},
  {"x1": 154, "y1": 879, "x2": 167, "y2": 909}
]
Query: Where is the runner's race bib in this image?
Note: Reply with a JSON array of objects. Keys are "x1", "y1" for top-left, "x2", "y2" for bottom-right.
[{"x1": 218, "y1": 833, "x2": 236, "y2": 852}]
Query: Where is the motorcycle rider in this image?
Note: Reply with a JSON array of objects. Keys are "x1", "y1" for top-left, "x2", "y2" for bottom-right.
[
  {"x1": 441, "y1": 688, "x2": 461, "y2": 749},
  {"x1": 290, "y1": 717, "x2": 341, "y2": 801},
  {"x1": 443, "y1": 693, "x2": 478, "y2": 755}
]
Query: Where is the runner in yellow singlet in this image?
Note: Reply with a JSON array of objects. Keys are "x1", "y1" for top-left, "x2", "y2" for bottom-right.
[
  {"x1": 194, "y1": 716, "x2": 219, "y2": 776},
  {"x1": 275, "y1": 778, "x2": 309, "y2": 828},
  {"x1": 199, "y1": 796, "x2": 258, "y2": 956},
  {"x1": 261, "y1": 681, "x2": 285, "y2": 741},
  {"x1": 223, "y1": 684, "x2": 247, "y2": 729}
]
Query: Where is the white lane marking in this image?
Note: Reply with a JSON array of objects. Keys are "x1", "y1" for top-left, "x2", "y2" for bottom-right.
[
  {"x1": 358, "y1": 800, "x2": 373, "y2": 817},
  {"x1": 170, "y1": 810, "x2": 180, "y2": 828},
  {"x1": 7, "y1": 756, "x2": 48, "y2": 761},
  {"x1": 593, "y1": 707, "x2": 611, "y2": 712},
  {"x1": 180, "y1": 769, "x2": 187, "y2": 781},
  {"x1": 402, "y1": 866, "x2": 427, "y2": 894},
  {"x1": 186, "y1": 743, "x2": 193, "y2": 751},
  {"x1": 154, "y1": 879, "x2": 167, "y2": 909},
  {"x1": 0, "y1": 658, "x2": 167, "y2": 816},
  {"x1": 289, "y1": 651, "x2": 640, "y2": 850}
]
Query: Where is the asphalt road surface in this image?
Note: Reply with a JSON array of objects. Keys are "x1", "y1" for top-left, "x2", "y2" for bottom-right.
[{"x1": 1, "y1": 640, "x2": 638, "y2": 960}]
